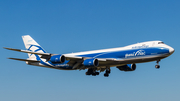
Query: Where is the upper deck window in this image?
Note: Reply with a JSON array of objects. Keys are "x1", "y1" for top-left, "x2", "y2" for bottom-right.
[{"x1": 158, "y1": 42, "x2": 164, "y2": 44}]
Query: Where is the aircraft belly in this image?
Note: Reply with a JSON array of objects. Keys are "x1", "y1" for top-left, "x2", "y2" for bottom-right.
[{"x1": 99, "y1": 53, "x2": 170, "y2": 67}]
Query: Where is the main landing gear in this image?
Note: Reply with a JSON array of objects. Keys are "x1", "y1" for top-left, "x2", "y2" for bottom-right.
[
  {"x1": 155, "y1": 60, "x2": 160, "y2": 69},
  {"x1": 85, "y1": 67, "x2": 111, "y2": 77},
  {"x1": 104, "y1": 67, "x2": 111, "y2": 77},
  {"x1": 86, "y1": 68, "x2": 99, "y2": 76}
]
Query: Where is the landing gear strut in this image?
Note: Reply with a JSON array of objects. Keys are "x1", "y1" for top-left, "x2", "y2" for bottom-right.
[
  {"x1": 155, "y1": 60, "x2": 160, "y2": 69},
  {"x1": 104, "y1": 67, "x2": 111, "y2": 77}
]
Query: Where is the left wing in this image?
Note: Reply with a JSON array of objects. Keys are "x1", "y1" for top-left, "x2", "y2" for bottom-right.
[{"x1": 4, "y1": 47, "x2": 123, "y2": 69}]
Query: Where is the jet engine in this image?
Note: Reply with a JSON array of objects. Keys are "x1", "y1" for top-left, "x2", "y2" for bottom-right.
[
  {"x1": 117, "y1": 64, "x2": 136, "y2": 71},
  {"x1": 83, "y1": 58, "x2": 99, "y2": 67},
  {"x1": 50, "y1": 55, "x2": 65, "y2": 63}
]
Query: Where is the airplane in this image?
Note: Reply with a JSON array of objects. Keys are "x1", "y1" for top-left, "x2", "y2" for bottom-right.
[{"x1": 4, "y1": 35, "x2": 175, "y2": 77}]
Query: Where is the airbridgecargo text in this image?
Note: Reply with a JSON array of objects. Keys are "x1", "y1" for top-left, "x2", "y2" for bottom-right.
[{"x1": 125, "y1": 50, "x2": 146, "y2": 58}]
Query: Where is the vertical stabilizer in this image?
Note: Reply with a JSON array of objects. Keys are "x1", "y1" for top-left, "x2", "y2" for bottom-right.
[{"x1": 22, "y1": 35, "x2": 46, "y2": 59}]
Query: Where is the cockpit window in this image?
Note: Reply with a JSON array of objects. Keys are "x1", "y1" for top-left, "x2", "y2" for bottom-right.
[{"x1": 158, "y1": 42, "x2": 164, "y2": 44}]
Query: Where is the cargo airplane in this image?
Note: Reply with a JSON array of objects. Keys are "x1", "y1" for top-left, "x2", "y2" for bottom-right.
[{"x1": 4, "y1": 35, "x2": 174, "y2": 77}]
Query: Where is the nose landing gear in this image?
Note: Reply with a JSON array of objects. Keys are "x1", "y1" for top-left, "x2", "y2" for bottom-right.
[{"x1": 155, "y1": 60, "x2": 160, "y2": 69}]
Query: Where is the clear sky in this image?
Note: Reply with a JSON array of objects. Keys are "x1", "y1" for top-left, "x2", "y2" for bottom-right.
[{"x1": 0, "y1": 0, "x2": 180, "y2": 101}]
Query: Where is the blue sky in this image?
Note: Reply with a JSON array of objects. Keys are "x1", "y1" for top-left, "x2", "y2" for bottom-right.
[{"x1": 0, "y1": 0, "x2": 180, "y2": 101}]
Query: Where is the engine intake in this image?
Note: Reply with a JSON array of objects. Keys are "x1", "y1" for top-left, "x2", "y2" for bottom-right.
[
  {"x1": 50, "y1": 55, "x2": 65, "y2": 63},
  {"x1": 117, "y1": 64, "x2": 136, "y2": 71},
  {"x1": 83, "y1": 58, "x2": 99, "y2": 67}
]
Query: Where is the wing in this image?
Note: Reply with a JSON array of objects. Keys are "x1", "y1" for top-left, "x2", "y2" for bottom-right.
[{"x1": 4, "y1": 47, "x2": 124, "y2": 69}]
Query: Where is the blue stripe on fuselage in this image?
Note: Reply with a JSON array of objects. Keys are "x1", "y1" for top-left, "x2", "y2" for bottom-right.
[{"x1": 76, "y1": 47, "x2": 170, "y2": 59}]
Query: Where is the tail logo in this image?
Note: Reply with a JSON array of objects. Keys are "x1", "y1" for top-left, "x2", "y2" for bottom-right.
[{"x1": 27, "y1": 45, "x2": 46, "y2": 53}]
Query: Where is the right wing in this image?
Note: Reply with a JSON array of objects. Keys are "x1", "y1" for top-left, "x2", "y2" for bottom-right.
[{"x1": 4, "y1": 47, "x2": 127, "y2": 69}]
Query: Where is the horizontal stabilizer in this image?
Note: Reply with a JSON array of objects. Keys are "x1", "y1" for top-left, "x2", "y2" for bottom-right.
[{"x1": 8, "y1": 58, "x2": 40, "y2": 62}]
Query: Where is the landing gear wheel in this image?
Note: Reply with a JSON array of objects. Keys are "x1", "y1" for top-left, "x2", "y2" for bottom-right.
[
  {"x1": 155, "y1": 60, "x2": 160, "y2": 69},
  {"x1": 155, "y1": 65, "x2": 160, "y2": 69},
  {"x1": 86, "y1": 68, "x2": 100, "y2": 76},
  {"x1": 104, "y1": 73, "x2": 109, "y2": 77},
  {"x1": 86, "y1": 68, "x2": 93, "y2": 75},
  {"x1": 104, "y1": 66, "x2": 111, "y2": 77}
]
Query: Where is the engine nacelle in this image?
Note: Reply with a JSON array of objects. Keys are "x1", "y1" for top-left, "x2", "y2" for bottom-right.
[
  {"x1": 83, "y1": 58, "x2": 99, "y2": 67},
  {"x1": 117, "y1": 64, "x2": 136, "y2": 71},
  {"x1": 50, "y1": 55, "x2": 65, "y2": 63}
]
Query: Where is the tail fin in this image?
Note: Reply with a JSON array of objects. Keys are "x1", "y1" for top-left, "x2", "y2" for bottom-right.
[{"x1": 22, "y1": 35, "x2": 47, "y2": 59}]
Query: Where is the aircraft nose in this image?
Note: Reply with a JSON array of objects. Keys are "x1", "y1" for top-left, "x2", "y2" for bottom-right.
[{"x1": 169, "y1": 47, "x2": 175, "y2": 54}]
